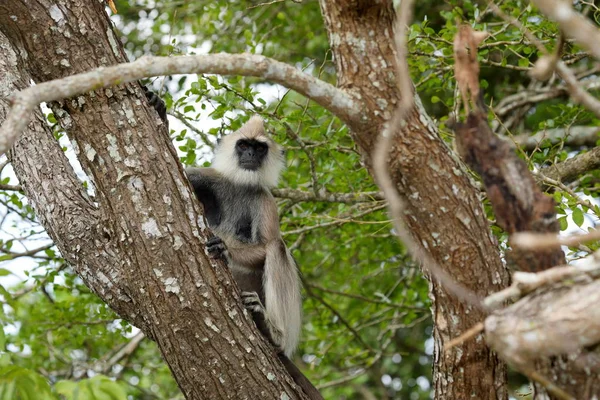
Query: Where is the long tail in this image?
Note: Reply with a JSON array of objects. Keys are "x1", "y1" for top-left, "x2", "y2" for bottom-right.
[
  {"x1": 263, "y1": 239, "x2": 302, "y2": 357},
  {"x1": 278, "y1": 353, "x2": 324, "y2": 400}
]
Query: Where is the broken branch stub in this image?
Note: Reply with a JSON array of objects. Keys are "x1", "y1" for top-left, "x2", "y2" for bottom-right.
[
  {"x1": 453, "y1": 113, "x2": 565, "y2": 272},
  {"x1": 485, "y1": 279, "x2": 600, "y2": 367}
]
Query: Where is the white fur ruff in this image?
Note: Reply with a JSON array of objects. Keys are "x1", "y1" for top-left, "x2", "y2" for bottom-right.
[{"x1": 211, "y1": 116, "x2": 285, "y2": 188}]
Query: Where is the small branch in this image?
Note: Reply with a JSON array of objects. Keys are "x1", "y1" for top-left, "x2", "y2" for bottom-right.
[
  {"x1": 491, "y1": 3, "x2": 600, "y2": 120},
  {"x1": 513, "y1": 126, "x2": 600, "y2": 151},
  {"x1": 0, "y1": 183, "x2": 22, "y2": 191},
  {"x1": 100, "y1": 332, "x2": 146, "y2": 375},
  {"x1": 282, "y1": 203, "x2": 387, "y2": 236},
  {"x1": 444, "y1": 322, "x2": 484, "y2": 352},
  {"x1": 167, "y1": 110, "x2": 214, "y2": 149},
  {"x1": 0, "y1": 53, "x2": 360, "y2": 155},
  {"x1": 540, "y1": 146, "x2": 600, "y2": 184},
  {"x1": 484, "y1": 250, "x2": 600, "y2": 309},
  {"x1": 1, "y1": 242, "x2": 54, "y2": 261},
  {"x1": 530, "y1": 0, "x2": 600, "y2": 62},
  {"x1": 272, "y1": 188, "x2": 383, "y2": 203},
  {"x1": 522, "y1": 367, "x2": 575, "y2": 400},
  {"x1": 511, "y1": 229, "x2": 600, "y2": 251},
  {"x1": 307, "y1": 283, "x2": 425, "y2": 310},
  {"x1": 12, "y1": 263, "x2": 68, "y2": 300}
]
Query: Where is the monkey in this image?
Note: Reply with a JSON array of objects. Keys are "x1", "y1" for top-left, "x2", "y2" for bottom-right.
[
  {"x1": 186, "y1": 116, "x2": 302, "y2": 357},
  {"x1": 144, "y1": 88, "x2": 323, "y2": 399}
]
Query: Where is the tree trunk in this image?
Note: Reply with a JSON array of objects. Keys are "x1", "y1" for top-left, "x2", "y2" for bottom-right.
[
  {"x1": 318, "y1": 2, "x2": 510, "y2": 398},
  {"x1": 0, "y1": 2, "x2": 306, "y2": 399}
]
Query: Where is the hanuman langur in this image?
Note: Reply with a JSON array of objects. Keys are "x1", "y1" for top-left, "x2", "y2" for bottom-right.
[
  {"x1": 186, "y1": 116, "x2": 302, "y2": 357},
  {"x1": 145, "y1": 89, "x2": 321, "y2": 399}
]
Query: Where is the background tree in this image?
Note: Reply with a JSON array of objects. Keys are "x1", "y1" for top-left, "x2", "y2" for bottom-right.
[{"x1": 0, "y1": 1, "x2": 599, "y2": 399}]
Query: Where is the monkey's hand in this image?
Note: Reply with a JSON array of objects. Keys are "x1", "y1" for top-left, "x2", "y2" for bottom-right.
[
  {"x1": 206, "y1": 236, "x2": 230, "y2": 262},
  {"x1": 241, "y1": 291, "x2": 284, "y2": 352},
  {"x1": 143, "y1": 86, "x2": 168, "y2": 123}
]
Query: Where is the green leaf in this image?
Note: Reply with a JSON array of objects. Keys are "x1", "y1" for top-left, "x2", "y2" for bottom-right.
[
  {"x1": 572, "y1": 208, "x2": 584, "y2": 227},
  {"x1": 0, "y1": 366, "x2": 53, "y2": 400}
]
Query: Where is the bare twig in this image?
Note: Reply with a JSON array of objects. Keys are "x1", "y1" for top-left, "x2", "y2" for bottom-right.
[
  {"x1": 530, "y1": 0, "x2": 600, "y2": 61},
  {"x1": 272, "y1": 188, "x2": 383, "y2": 204},
  {"x1": 0, "y1": 54, "x2": 359, "y2": 155},
  {"x1": 511, "y1": 229, "x2": 600, "y2": 251},
  {"x1": 100, "y1": 331, "x2": 146, "y2": 375},
  {"x1": 484, "y1": 250, "x2": 600, "y2": 309},
  {"x1": 444, "y1": 322, "x2": 484, "y2": 352},
  {"x1": 491, "y1": 2, "x2": 600, "y2": 119}
]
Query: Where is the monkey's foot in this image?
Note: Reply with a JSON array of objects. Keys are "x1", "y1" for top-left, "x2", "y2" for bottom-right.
[
  {"x1": 241, "y1": 291, "x2": 266, "y2": 314},
  {"x1": 241, "y1": 291, "x2": 284, "y2": 351},
  {"x1": 143, "y1": 86, "x2": 167, "y2": 122},
  {"x1": 206, "y1": 236, "x2": 229, "y2": 261}
]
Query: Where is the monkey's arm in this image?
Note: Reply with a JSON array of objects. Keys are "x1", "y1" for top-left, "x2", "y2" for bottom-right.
[
  {"x1": 185, "y1": 167, "x2": 222, "y2": 226},
  {"x1": 226, "y1": 240, "x2": 266, "y2": 269}
]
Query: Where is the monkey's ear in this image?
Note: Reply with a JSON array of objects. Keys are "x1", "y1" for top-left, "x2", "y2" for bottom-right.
[
  {"x1": 216, "y1": 137, "x2": 222, "y2": 145},
  {"x1": 280, "y1": 148, "x2": 286, "y2": 157}
]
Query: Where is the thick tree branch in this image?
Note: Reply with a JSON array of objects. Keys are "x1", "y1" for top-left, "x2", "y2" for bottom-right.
[
  {"x1": 0, "y1": 54, "x2": 359, "y2": 156},
  {"x1": 540, "y1": 146, "x2": 600, "y2": 184},
  {"x1": 513, "y1": 126, "x2": 599, "y2": 151}
]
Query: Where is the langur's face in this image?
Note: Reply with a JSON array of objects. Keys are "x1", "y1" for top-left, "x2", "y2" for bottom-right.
[{"x1": 235, "y1": 139, "x2": 269, "y2": 171}]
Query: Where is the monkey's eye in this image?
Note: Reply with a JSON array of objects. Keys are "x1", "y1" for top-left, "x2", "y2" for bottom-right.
[
  {"x1": 257, "y1": 145, "x2": 267, "y2": 154},
  {"x1": 238, "y1": 142, "x2": 248, "y2": 151}
]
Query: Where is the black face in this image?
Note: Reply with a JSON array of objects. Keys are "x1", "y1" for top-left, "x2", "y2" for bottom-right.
[{"x1": 236, "y1": 139, "x2": 268, "y2": 171}]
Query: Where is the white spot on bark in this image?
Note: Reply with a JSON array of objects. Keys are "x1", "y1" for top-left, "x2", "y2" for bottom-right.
[
  {"x1": 97, "y1": 271, "x2": 112, "y2": 288},
  {"x1": 106, "y1": 28, "x2": 121, "y2": 58},
  {"x1": 267, "y1": 372, "x2": 276, "y2": 381},
  {"x1": 106, "y1": 134, "x2": 122, "y2": 161},
  {"x1": 164, "y1": 277, "x2": 180, "y2": 294},
  {"x1": 173, "y1": 235, "x2": 183, "y2": 250},
  {"x1": 85, "y1": 144, "x2": 96, "y2": 162},
  {"x1": 429, "y1": 162, "x2": 441, "y2": 172},
  {"x1": 142, "y1": 218, "x2": 162, "y2": 238},
  {"x1": 49, "y1": 5, "x2": 65, "y2": 25},
  {"x1": 456, "y1": 210, "x2": 472, "y2": 228},
  {"x1": 153, "y1": 268, "x2": 163, "y2": 277},
  {"x1": 204, "y1": 317, "x2": 220, "y2": 333},
  {"x1": 59, "y1": 59, "x2": 70, "y2": 68},
  {"x1": 280, "y1": 393, "x2": 290, "y2": 400},
  {"x1": 124, "y1": 106, "x2": 136, "y2": 126}
]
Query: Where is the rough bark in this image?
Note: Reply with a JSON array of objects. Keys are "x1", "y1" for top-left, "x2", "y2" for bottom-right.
[
  {"x1": 452, "y1": 82, "x2": 598, "y2": 399},
  {"x1": 486, "y1": 279, "x2": 600, "y2": 399},
  {"x1": 0, "y1": 2, "x2": 306, "y2": 399},
  {"x1": 453, "y1": 112, "x2": 565, "y2": 273},
  {"x1": 318, "y1": 2, "x2": 510, "y2": 398}
]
